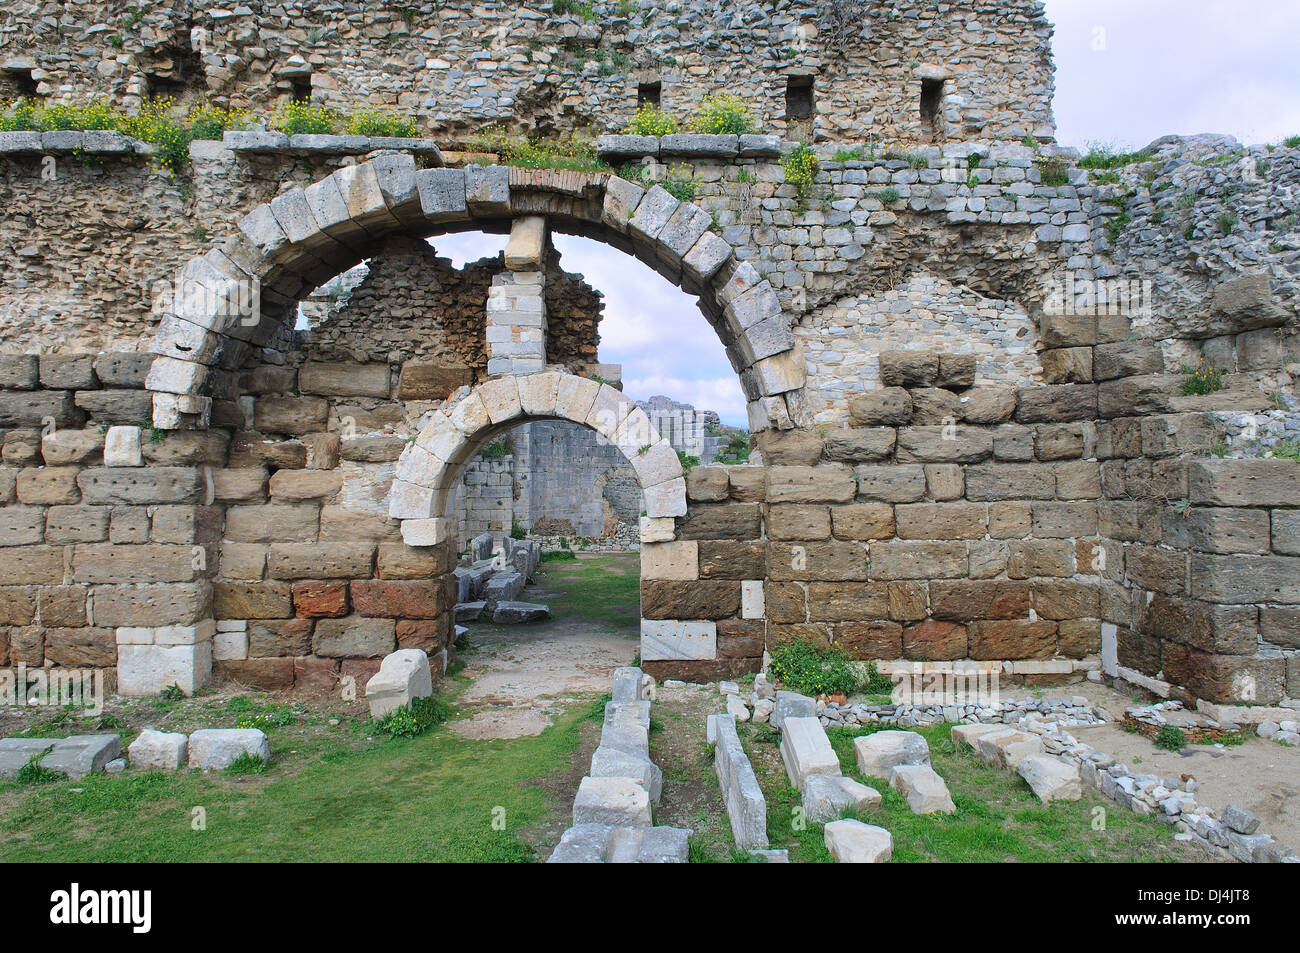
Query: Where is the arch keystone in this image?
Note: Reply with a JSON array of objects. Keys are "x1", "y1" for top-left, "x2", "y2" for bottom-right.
[
  {"x1": 518, "y1": 370, "x2": 562, "y2": 416},
  {"x1": 477, "y1": 375, "x2": 523, "y2": 424}
]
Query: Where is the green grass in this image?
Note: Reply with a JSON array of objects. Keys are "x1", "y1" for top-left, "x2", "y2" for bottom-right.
[
  {"x1": 532, "y1": 552, "x2": 641, "y2": 630},
  {"x1": 760, "y1": 723, "x2": 1181, "y2": 863},
  {"x1": 0, "y1": 689, "x2": 602, "y2": 862}
]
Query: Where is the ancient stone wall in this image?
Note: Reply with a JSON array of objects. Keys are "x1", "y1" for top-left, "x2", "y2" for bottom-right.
[{"x1": 0, "y1": 0, "x2": 1055, "y2": 144}]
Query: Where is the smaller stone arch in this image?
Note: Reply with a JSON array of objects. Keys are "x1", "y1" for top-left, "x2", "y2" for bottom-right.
[{"x1": 389, "y1": 370, "x2": 685, "y2": 548}]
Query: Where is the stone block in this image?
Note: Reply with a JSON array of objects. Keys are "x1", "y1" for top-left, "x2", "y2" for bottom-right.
[
  {"x1": 188, "y1": 728, "x2": 270, "y2": 771},
  {"x1": 117, "y1": 642, "x2": 211, "y2": 696},
  {"x1": 591, "y1": 746, "x2": 663, "y2": 803},
  {"x1": 878, "y1": 351, "x2": 938, "y2": 387},
  {"x1": 802, "y1": 774, "x2": 882, "y2": 823},
  {"x1": 313, "y1": 616, "x2": 396, "y2": 658},
  {"x1": 365, "y1": 648, "x2": 434, "y2": 719},
  {"x1": 824, "y1": 819, "x2": 893, "y2": 863},
  {"x1": 779, "y1": 716, "x2": 841, "y2": 789},
  {"x1": 712, "y1": 713, "x2": 768, "y2": 848},
  {"x1": 888, "y1": 764, "x2": 956, "y2": 814},
  {"x1": 975, "y1": 727, "x2": 1044, "y2": 770},
  {"x1": 1017, "y1": 755, "x2": 1082, "y2": 802},
  {"x1": 38, "y1": 734, "x2": 121, "y2": 781},
  {"x1": 128, "y1": 729, "x2": 188, "y2": 771},
  {"x1": 573, "y1": 776, "x2": 652, "y2": 828},
  {"x1": 640, "y1": 619, "x2": 716, "y2": 660},
  {"x1": 852, "y1": 730, "x2": 930, "y2": 778}
]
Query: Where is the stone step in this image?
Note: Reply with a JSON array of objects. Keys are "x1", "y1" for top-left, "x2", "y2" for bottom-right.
[{"x1": 572, "y1": 776, "x2": 652, "y2": 828}]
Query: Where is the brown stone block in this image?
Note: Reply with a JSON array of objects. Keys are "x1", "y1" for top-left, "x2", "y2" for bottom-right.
[
  {"x1": 806, "y1": 582, "x2": 891, "y2": 622},
  {"x1": 640, "y1": 580, "x2": 740, "y2": 620},
  {"x1": 351, "y1": 579, "x2": 449, "y2": 619},
  {"x1": 887, "y1": 582, "x2": 929, "y2": 622},
  {"x1": 895, "y1": 427, "x2": 993, "y2": 464},
  {"x1": 71, "y1": 543, "x2": 202, "y2": 584},
  {"x1": 214, "y1": 581, "x2": 293, "y2": 620},
  {"x1": 7, "y1": 624, "x2": 43, "y2": 664},
  {"x1": 908, "y1": 388, "x2": 963, "y2": 425},
  {"x1": 1040, "y1": 347, "x2": 1093, "y2": 383},
  {"x1": 17, "y1": 467, "x2": 81, "y2": 505},
  {"x1": 105, "y1": 508, "x2": 150, "y2": 547},
  {"x1": 989, "y1": 502, "x2": 1032, "y2": 539},
  {"x1": 1034, "y1": 423, "x2": 1084, "y2": 461},
  {"x1": 766, "y1": 504, "x2": 831, "y2": 540},
  {"x1": 1030, "y1": 501, "x2": 1098, "y2": 538},
  {"x1": 0, "y1": 588, "x2": 36, "y2": 626},
  {"x1": 1007, "y1": 540, "x2": 1074, "y2": 579},
  {"x1": 938, "y1": 354, "x2": 977, "y2": 389},
  {"x1": 42, "y1": 505, "x2": 107, "y2": 544},
  {"x1": 765, "y1": 623, "x2": 832, "y2": 651},
  {"x1": 1162, "y1": 507, "x2": 1271, "y2": 555},
  {"x1": 821, "y1": 428, "x2": 896, "y2": 463},
  {"x1": 1014, "y1": 383, "x2": 1097, "y2": 423},
  {"x1": 341, "y1": 658, "x2": 383, "y2": 685},
  {"x1": 853, "y1": 464, "x2": 927, "y2": 503},
  {"x1": 765, "y1": 465, "x2": 856, "y2": 504},
  {"x1": 150, "y1": 505, "x2": 223, "y2": 545},
  {"x1": 970, "y1": 540, "x2": 1010, "y2": 579},
  {"x1": 686, "y1": 466, "x2": 730, "y2": 502},
  {"x1": 962, "y1": 386, "x2": 1017, "y2": 425},
  {"x1": 727, "y1": 467, "x2": 766, "y2": 502},
  {"x1": 697, "y1": 540, "x2": 766, "y2": 579},
  {"x1": 77, "y1": 467, "x2": 205, "y2": 505},
  {"x1": 268, "y1": 469, "x2": 344, "y2": 502},
  {"x1": 895, "y1": 503, "x2": 987, "y2": 540},
  {"x1": 849, "y1": 388, "x2": 913, "y2": 427},
  {"x1": 218, "y1": 542, "x2": 267, "y2": 581},
  {"x1": 965, "y1": 463, "x2": 1055, "y2": 501},
  {"x1": 1178, "y1": 649, "x2": 1285, "y2": 705},
  {"x1": 1117, "y1": 626, "x2": 1161, "y2": 676},
  {"x1": 315, "y1": 616, "x2": 396, "y2": 658},
  {"x1": 1260, "y1": 607, "x2": 1300, "y2": 649},
  {"x1": 835, "y1": 621, "x2": 903, "y2": 660},
  {"x1": 716, "y1": 619, "x2": 764, "y2": 658},
  {"x1": 1124, "y1": 545, "x2": 1188, "y2": 595},
  {"x1": 225, "y1": 502, "x2": 320, "y2": 544},
  {"x1": 397, "y1": 363, "x2": 472, "y2": 401},
  {"x1": 765, "y1": 582, "x2": 806, "y2": 623},
  {"x1": 767, "y1": 541, "x2": 869, "y2": 581},
  {"x1": 1032, "y1": 580, "x2": 1100, "y2": 620},
  {"x1": 140, "y1": 431, "x2": 229, "y2": 467},
  {"x1": 38, "y1": 587, "x2": 87, "y2": 627},
  {"x1": 249, "y1": 618, "x2": 315, "y2": 657},
  {"x1": 752, "y1": 429, "x2": 823, "y2": 466},
  {"x1": 1057, "y1": 619, "x2": 1101, "y2": 658},
  {"x1": 831, "y1": 503, "x2": 895, "y2": 541},
  {"x1": 377, "y1": 541, "x2": 454, "y2": 579},
  {"x1": 642, "y1": 658, "x2": 760, "y2": 682},
  {"x1": 227, "y1": 433, "x2": 308, "y2": 470},
  {"x1": 879, "y1": 351, "x2": 939, "y2": 387},
  {"x1": 293, "y1": 656, "x2": 341, "y2": 694},
  {"x1": 923, "y1": 464, "x2": 964, "y2": 501},
  {"x1": 0, "y1": 546, "x2": 65, "y2": 586},
  {"x1": 1188, "y1": 459, "x2": 1300, "y2": 507},
  {"x1": 216, "y1": 658, "x2": 295, "y2": 691},
  {"x1": 93, "y1": 582, "x2": 212, "y2": 627},
  {"x1": 902, "y1": 620, "x2": 967, "y2": 661},
  {"x1": 267, "y1": 542, "x2": 376, "y2": 580},
  {"x1": 1054, "y1": 460, "x2": 1101, "y2": 499},
  {"x1": 968, "y1": 619, "x2": 1057, "y2": 660},
  {"x1": 44, "y1": 626, "x2": 115, "y2": 667},
  {"x1": 254, "y1": 396, "x2": 329, "y2": 435},
  {"x1": 293, "y1": 580, "x2": 350, "y2": 618},
  {"x1": 677, "y1": 503, "x2": 762, "y2": 540},
  {"x1": 931, "y1": 581, "x2": 1031, "y2": 621},
  {"x1": 1138, "y1": 594, "x2": 1257, "y2": 656},
  {"x1": 396, "y1": 618, "x2": 448, "y2": 654},
  {"x1": 868, "y1": 541, "x2": 966, "y2": 580}
]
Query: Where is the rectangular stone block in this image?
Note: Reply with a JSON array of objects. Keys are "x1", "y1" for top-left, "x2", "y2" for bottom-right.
[
  {"x1": 779, "y1": 716, "x2": 841, "y2": 790},
  {"x1": 267, "y1": 542, "x2": 376, "y2": 580},
  {"x1": 313, "y1": 616, "x2": 397, "y2": 658},
  {"x1": 868, "y1": 541, "x2": 966, "y2": 580},
  {"x1": 640, "y1": 619, "x2": 717, "y2": 660}
]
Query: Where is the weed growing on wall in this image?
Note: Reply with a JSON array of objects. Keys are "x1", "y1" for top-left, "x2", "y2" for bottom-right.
[
  {"x1": 345, "y1": 106, "x2": 421, "y2": 138},
  {"x1": 692, "y1": 94, "x2": 756, "y2": 135},
  {"x1": 783, "y1": 142, "x2": 819, "y2": 209},
  {"x1": 1179, "y1": 360, "x2": 1224, "y2": 396}
]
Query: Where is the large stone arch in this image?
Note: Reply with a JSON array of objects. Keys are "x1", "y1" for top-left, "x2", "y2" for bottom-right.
[
  {"x1": 142, "y1": 155, "x2": 807, "y2": 435},
  {"x1": 390, "y1": 370, "x2": 686, "y2": 548}
]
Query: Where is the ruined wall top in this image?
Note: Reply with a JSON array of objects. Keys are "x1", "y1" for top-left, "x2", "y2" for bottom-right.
[{"x1": 0, "y1": 0, "x2": 1056, "y2": 144}]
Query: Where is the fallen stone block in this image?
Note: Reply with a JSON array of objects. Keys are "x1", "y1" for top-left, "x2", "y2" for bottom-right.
[
  {"x1": 188, "y1": 728, "x2": 270, "y2": 771},
  {"x1": 547, "y1": 823, "x2": 610, "y2": 863},
  {"x1": 491, "y1": 601, "x2": 549, "y2": 623},
  {"x1": 591, "y1": 745, "x2": 662, "y2": 803},
  {"x1": 36, "y1": 734, "x2": 122, "y2": 780},
  {"x1": 853, "y1": 730, "x2": 931, "y2": 778},
  {"x1": 726, "y1": 694, "x2": 750, "y2": 722},
  {"x1": 612, "y1": 666, "x2": 650, "y2": 703},
  {"x1": 127, "y1": 729, "x2": 188, "y2": 771},
  {"x1": 1222, "y1": 804, "x2": 1261, "y2": 835},
  {"x1": 454, "y1": 601, "x2": 485, "y2": 622},
  {"x1": 1017, "y1": 755, "x2": 1082, "y2": 803},
  {"x1": 469, "y1": 532, "x2": 494, "y2": 561},
  {"x1": 0, "y1": 738, "x2": 57, "y2": 779},
  {"x1": 713, "y1": 713, "x2": 768, "y2": 849},
  {"x1": 365, "y1": 648, "x2": 433, "y2": 719},
  {"x1": 950, "y1": 723, "x2": 1008, "y2": 749},
  {"x1": 482, "y1": 571, "x2": 524, "y2": 608},
  {"x1": 802, "y1": 774, "x2": 882, "y2": 823},
  {"x1": 889, "y1": 764, "x2": 957, "y2": 815},
  {"x1": 770, "y1": 689, "x2": 815, "y2": 730},
  {"x1": 779, "y1": 716, "x2": 841, "y2": 789},
  {"x1": 824, "y1": 819, "x2": 894, "y2": 863},
  {"x1": 573, "y1": 776, "x2": 652, "y2": 827},
  {"x1": 606, "y1": 825, "x2": 691, "y2": 863},
  {"x1": 976, "y1": 727, "x2": 1044, "y2": 771}
]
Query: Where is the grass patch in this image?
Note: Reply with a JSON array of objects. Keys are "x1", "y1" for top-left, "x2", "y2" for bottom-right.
[{"x1": 1179, "y1": 360, "x2": 1224, "y2": 396}]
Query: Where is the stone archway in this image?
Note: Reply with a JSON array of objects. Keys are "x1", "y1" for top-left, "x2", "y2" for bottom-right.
[{"x1": 142, "y1": 155, "x2": 808, "y2": 437}]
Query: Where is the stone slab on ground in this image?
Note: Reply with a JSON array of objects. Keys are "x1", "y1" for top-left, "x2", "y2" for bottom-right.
[
  {"x1": 482, "y1": 570, "x2": 524, "y2": 607},
  {"x1": 0, "y1": 738, "x2": 57, "y2": 779},
  {"x1": 600, "y1": 719, "x2": 650, "y2": 757},
  {"x1": 888, "y1": 764, "x2": 957, "y2": 815},
  {"x1": 951, "y1": 723, "x2": 1010, "y2": 749},
  {"x1": 1017, "y1": 755, "x2": 1082, "y2": 802},
  {"x1": 455, "y1": 601, "x2": 485, "y2": 622},
  {"x1": 779, "y1": 715, "x2": 841, "y2": 789},
  {"x1": 547, "y1": 823, "x2": 690, "y2": 863},
  {"x1": 976, "y1": 727, "x2": 1044, "y2": 771},
  {"x1": 590, "y1": 745, "x2": 663, "y2": 803},
  {"x1": 802, "y1": 774, "x2": 882, "y2": 823},
  {"x1": 853, "y1": 730, "x2": 931, "y2": 778},
  {"x1": 770, "y1": 690, "x2": 815, "y2": 730},
  {"x1": 605, "y1": 700, "x2": 651, "y2": 730},
  {"x1": 127, "y1": 729, "x2": 188, "y2": 771},
  {"x1": 712, "y1": 713, "x2": 768, "y2": 850},
  {"x1": 491, "y1": 600, "x2": 549, "y2": 623},
  {"x1": 572, "y1": 776, "x2": 652, "y2": 827},
  {"x1": 365, "y1": 648, "x2": 433, "y2": 719},
  {"x1": 37, "y1": 734, "x2": 121, "y2": 781},
  {"x1": 824, "y1": 819, "x2": 894, "y2": 863},
  {"x1": 188, "y1": 728, "x2": 271, "y2": 771}
]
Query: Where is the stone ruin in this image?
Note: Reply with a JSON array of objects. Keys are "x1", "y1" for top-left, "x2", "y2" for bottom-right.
[{"x1": 0, "y1": 1, "x2": 1296, "y2": 723}]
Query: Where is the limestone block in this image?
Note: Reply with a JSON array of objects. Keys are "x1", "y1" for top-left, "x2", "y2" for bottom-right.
[
  {"x1": 117, "y1": 642, "x2": 211, "y2": 696},
  {"x1": 128, "y1": 729, "x2": 188, "y2": 771},
  {"x1": 365, "y1": 648, "x2": 434, "y2": 719},
  {"x1": 657, "y1": 201, "x2": 711, "y2": 263},
  {"x1": 779, "y1": 716, "x2": 841, "y2": 789},
  {"x1": 331, "y1": 161, "x2": 392, "y2": 230},
  {"x1": 640, "y1": 619, "x2": 716, "y2": 660},
  {"x1": 975, "y1": 727, "x2": 1044, "y2": 770},
  {"x1": 713, "y1": 713, "x2": 768, "y2": 849},
  {"x1": 950, "y1": 723, "x2": 1008, "y2": 749},
  {"x1": 1016, "y1": 755, "x2": 1082, "y2": 802},
  {"x1": 888, "y1": 764, "x2": 956, "y2": 814},
  {"x1": 741, "y1": 580, "x2": 765, "y2": 619},
  {"x1": 477, "y1": 375, "x2": 522, "y2": 424},
  {"x1": 464, "y1": 164, "x2": 510, "y2": 215},
  {"x1": 491, "y1": 601, "x2": 549, "y2": 623},
  {"x1": 188, "y1": 728, "x2": 270, "y2": 771},
  {"x1": 299, "y1": 361, "x2": 390, "y2": 399},
  {"x1": 38, "y1": 734, "x2": 121, "y2": 780},
  {"x1": 770, "y1": 690, "x2": 815, "y2": 730},
  {"x1": 600, "y1": 175, "x2": 647, "y2": 233},
  {"x1": 824, "y1": 819, "x2": 893, "y2": 863},
  {"x1": 639, "y1": 517, "x2": 676, "y2": 543},
  {"x1": 628, "y1": 185, "x2": 680, "y2": 243},
  {"x1": 682, "y1": 231, "x2": 731, "y2": 282},
  {"x1": 591, "y1": 745, "x2": 663, "y2": 803},
  {"x1": 643, "y1": 477, "x2": 687, "y2": 518},
  {"x1": 640, "y1": 541, "x2": 698, "y2": 580},
  {"x1": 505, "y1": 215, "x2": 547, "y2": 270},
  {"x1": 415, "y1": 168, "x2": 468, "y2": 223},
  {"x1": 632, "y1": 440, "x2": 681, "y2": 490},
  {"x1": 611, "y1": 666, "x2": 650, "y2": 703},
  {"x1": 213, "y1": 628, "x2": 249, "y2": 661},
  {"x1": 103, "y1": 426, "x2": 143, "y2": 467},
  {"x1": 853, "y1": 730, "x2": 931, "y2": 778},
  {"x1": 312, "y1": 616, "x2": 395, "y2": 658},
  {"x1": 802, "y1": 774, "x2": 882, "y2": 823},
  {"x1": 573, "y1": 776, "x2": 652, "y2": 828},
  {"x1": 0, "y1": 739, "x2": 60, "y2": 779}
]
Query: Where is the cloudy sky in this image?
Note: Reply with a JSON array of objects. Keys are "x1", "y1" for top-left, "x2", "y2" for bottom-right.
[{"x1": 436, "y1": 1, "x2": 1298, "y2": 427}]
